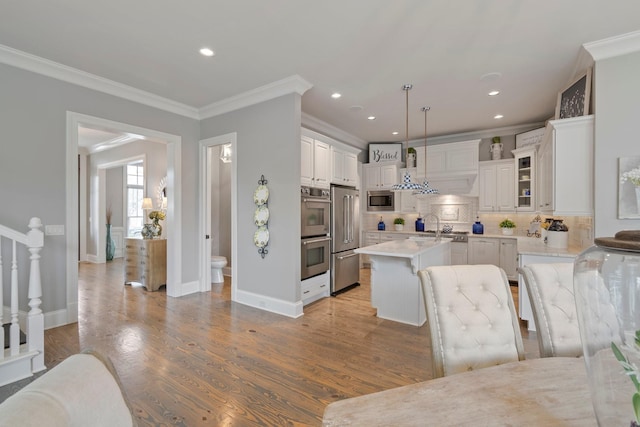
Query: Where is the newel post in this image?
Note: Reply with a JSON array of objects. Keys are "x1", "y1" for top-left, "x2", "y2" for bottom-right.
[{"x1": 26, "y1": 217, "x2": 45, "y2": 372}]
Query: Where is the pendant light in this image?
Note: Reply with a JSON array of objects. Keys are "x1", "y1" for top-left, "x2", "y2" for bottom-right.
[
  {"x1": 416, "y1": 106, "x2": 439, "y2": 194},
  {"x1": 392, "y1": 84, "x2": 422, "y2": 191}
]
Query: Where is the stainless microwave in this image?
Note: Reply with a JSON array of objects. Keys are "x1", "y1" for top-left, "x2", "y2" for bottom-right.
[{"x1": 367, "y1": 190, "x2": 395, "y2": 212}]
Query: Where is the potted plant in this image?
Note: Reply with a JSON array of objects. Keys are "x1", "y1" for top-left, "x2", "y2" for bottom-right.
[
  {"x1": 393, "y1": 217, "x2": 405, "y2": 231},
  {"x1": 407, "y1": 147, "x2": 417, "y2": 167},
  {"x1": 499, "y1": 218, "x2": 516, "y2": 235}
]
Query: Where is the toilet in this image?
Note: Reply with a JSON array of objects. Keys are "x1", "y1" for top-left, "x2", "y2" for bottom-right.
[{"x1": 210, "y1": 256, "x2": 227, "y2": 283}]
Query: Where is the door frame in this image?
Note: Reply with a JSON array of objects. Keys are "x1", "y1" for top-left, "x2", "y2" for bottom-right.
[
  {"x1": 199, "y1": 133, "x2": 237, "y2": 297},
  {"x1": 66, "y1": 112, "x2": 183, "y2": 323}
]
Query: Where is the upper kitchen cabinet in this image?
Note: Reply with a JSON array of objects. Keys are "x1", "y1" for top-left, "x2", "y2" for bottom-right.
[
  {"x1": 331, "y1": 146, "x2": 359, "y2": 187},
  {"x1": 301, "y1": 134, "x2": 331, "y2": 189},
  {"x1": 363, "y1": 162, "x2": 400, "y2": 189},
  {"x1": 478, "y1": 159, "x2": 515, "y2": 212},
  {"x1": 537, "y1": 116, "x2": 594, "y2": 215},
  {"x1": 512, "y1": 146, "x2": 537, "y2": 212},
  {"x1": 413, "y1": 139, "x2": 480, "y2": 195}
]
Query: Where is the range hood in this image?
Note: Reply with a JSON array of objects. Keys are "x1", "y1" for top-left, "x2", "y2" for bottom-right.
[{"x1": 419, "y1": 172, "x2": 478, "y2": 195}]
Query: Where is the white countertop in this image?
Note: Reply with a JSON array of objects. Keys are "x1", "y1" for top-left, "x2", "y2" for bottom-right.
[
  {"x1": 363, "y1": 229, "x2": 586, "y2": 257},
  {"x1": 355, "y1": 238, "x2": 450, "y2": 258}
]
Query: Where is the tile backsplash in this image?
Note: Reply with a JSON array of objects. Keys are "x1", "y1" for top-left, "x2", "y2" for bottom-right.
[{"x1": 362, "y1": 194, "x2": 593, "y2": 250}]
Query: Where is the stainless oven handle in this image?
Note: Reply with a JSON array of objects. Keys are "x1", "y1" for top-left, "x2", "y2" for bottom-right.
[
  {"x1": 302, "y1": 237, "x2": 331, "y2": 246},
  {"x1": 302, "y1": 198, "x2": 331, "y2": 204},
  {"x1": 337, "y1": 253, "x2": 358, "y2": 260}
]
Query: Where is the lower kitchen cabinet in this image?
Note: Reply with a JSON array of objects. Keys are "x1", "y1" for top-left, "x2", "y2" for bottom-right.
[
  {"x1": 301, "y1": 271, "x2": 330, "y2": 305},
  {"x1": 468, "y1": 236, "x2": 517, "y2": 281}
]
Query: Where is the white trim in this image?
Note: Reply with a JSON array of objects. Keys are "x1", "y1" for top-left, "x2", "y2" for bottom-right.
[
  {"x1": 67, "y1": 112, "x2": 183, "y2": 325},
  {"x1": 79, "y1": 152, "x2": 87, "y2": 262},
  {"x1": 199, "y1": 133, "x2": 238, "y2": 298},
  {"x1": 234, "y1": 289, "x2": 304, "y2": 319},
  {"x1": 413, "y1": 121, "x2": 547, "y2": 147},
  {"x1": 0, "y1": 43, "x2": 199, "y2": 119},
  {"x1": 199, "y1": 75, "x2": 313, "y2": 119},
  {"x1": 302, "y1": 113, "x2": 367, "y2": 150},
  {"x1": 44, "y1": 309, "x2": 70, "y2": 330},
  {"x1": 85, "y1": 255, "x2": 100, "y2": 264},
  {"x1": 584, "y1": 30, "x2": 640, "y2": 61},
  {"x1": 178, "y1": 280, "x2": 200, "y2": 296}
]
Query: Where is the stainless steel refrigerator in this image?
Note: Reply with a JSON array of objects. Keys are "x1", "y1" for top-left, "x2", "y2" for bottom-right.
[{"x1": 330, "y1": 185, "x2": 360, "y2": 295}]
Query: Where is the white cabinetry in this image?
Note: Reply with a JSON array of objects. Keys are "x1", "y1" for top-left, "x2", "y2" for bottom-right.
[
  {"x1": 537, "y1": 116, "x2": 594, "y2": 215},
  {"x1": 413, "y1": 139, "x2": 480, "y2": 195},
  {"x1": 451, "y1": 243, "x2": 468, "y2": 265},
  {"x1": 512, "y1": 146, "x2": 537, "y2": 212},
  {"x1": 468, "y1": 236, "x2": 517, "y2": 281},
  {"x1": 478, "y1": 160, "x2": 515, "y2": 212},
  {"x1": 361, "y1": 231, "x2": 407, "y2": 266},
  {"x1": 331, "y1": 147, "x2": 358, "y2": 187},
  {"x1": 301, "y1": 271, "x2": 330, "y2": 305},
  {"x1": 363, "y1": 163, "x2": 400, "y2": 189},
  {"x1": 499, "y1": 238, "x2": 518, "y2": 281},
  {"x1": 301, "y1": 135, "x2": 330, "y2": 189}
]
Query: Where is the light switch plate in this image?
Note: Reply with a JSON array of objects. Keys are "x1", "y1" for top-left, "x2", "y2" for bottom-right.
[{"x1": 45, "y1": 225, "x2": 65, "y2": 236}]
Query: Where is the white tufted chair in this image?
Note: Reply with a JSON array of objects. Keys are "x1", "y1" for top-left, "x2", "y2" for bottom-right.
[
  {"x1": 519, "y1": 263, "x2": 583, "y2": 358},
  {"x1": 418, "y1": 265, "x2": 525, "y2": 378}
]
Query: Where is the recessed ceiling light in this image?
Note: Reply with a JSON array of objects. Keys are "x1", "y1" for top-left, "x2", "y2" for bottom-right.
[
  {"x1": 494, "y1": 114, "x2": 504, "y2": 119},
  {"x1": 488, "y1": 90, "x2": 500, "y2": 96},
  {"x1": 199, "y1": 47, "x2": 215, "y2": 57},
  {"x1": 331, "y1": 92, "x2": 341, "y2": 99},
  {"x1": 392, "y1": 131, "x2": 399, "y2": 135},
  {"x1": 367, "y1": 116, "x2": 376, "y2": 120}
]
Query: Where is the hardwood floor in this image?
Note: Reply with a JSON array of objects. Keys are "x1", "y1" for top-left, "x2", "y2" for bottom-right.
[{"x1": 41, "y1": 260, "x2": 539, "y2": 426}]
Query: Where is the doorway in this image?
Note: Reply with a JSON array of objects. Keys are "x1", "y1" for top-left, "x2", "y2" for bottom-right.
[
  {"x1": 66, "y1": 112, "x2": 182, "y2": 323},
  {"x1": 199, "y1": 134, "x2": 238, "y2": 297}
]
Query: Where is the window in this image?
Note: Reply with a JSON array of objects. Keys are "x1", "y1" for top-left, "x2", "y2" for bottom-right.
[{"x1": 126, "y1": 162, "x2": 144, "y2": 237}]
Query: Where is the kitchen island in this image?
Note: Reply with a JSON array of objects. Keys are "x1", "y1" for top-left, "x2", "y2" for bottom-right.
[{"x1": 355, "y1": 238, "x2": 450, "y2": 326}]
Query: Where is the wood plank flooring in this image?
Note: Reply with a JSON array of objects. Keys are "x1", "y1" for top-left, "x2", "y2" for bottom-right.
[{"x1": 40, "y1": 260, "x2": 538, "y2": 426}]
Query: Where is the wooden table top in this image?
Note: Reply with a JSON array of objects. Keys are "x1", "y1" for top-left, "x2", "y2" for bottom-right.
[{"x1": 322, "y1": 357, "x2": 597, "y2": 426}]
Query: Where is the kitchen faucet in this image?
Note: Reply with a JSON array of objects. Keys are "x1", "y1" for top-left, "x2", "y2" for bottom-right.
[{"x1": 423, "y1": 213, "x2": 441, "y2": 241}]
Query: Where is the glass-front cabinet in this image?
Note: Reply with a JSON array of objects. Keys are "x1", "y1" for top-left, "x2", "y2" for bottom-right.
[{"x1": 512, "y1": 146, "x2": 536, "y2": 212}]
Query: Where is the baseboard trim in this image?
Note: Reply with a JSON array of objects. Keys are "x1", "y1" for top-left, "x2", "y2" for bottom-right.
[{"x1": 234, "y1": 290, "x2": 303, "y2": 319}]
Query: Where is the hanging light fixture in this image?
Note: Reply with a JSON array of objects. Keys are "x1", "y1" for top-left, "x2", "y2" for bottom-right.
[
  {"x1": 416, "y1": 106, "x2": 439, "y2": 194},
  {"x1": 392, "y1": 84, "x2": 422, "y2": 191},
  {"x1": 220, "y1": 143, "x2": 232, "y2": 163}
]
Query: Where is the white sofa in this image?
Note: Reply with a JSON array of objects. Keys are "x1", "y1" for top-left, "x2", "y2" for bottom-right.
[{"x1": 0, "y1": 350, "x2": 136, "y2": 427}]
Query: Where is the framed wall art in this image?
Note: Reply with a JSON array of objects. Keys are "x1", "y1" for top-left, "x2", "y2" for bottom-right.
[
  {"x1": 555, "y1": 68, "x2": 592, "y2": 120},
  {"x1": 618, "y1": 156, "x2": 640, "y2": 219},
  {"x1": 368, "y1": 143, "x2": 402, "y2": 164}
]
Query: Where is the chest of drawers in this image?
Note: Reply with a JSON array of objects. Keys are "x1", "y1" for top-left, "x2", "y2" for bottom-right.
[{"x1": 124, "y1": 238, "x2": 167, "y2": 291}]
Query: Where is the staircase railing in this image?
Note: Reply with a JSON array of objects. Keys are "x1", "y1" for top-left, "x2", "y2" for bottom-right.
[{"x1": 0, "y1": 217, "x2": 45, "y2": 385}]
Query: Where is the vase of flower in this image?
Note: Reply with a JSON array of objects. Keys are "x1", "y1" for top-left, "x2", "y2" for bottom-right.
[
  {"x1": 148, "y1": 210, "x2": 166, "y2": 239},
  {"x1": 105, "y1": 224, "x2": 115, "y2": 261}
]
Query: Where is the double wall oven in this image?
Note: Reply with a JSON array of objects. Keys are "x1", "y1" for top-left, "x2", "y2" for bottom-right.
[{"x1": 301, "y1": 186, "x2": 331, "y2": 280}]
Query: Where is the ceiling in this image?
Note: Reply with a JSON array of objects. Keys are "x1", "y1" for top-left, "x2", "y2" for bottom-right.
[{"x1": 2, "y1": 1, "x2": 640, "y2": 148}]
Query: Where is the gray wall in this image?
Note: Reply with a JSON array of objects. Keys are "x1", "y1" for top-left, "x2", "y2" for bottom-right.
[
  {"x1": 593, "y1": 50, "x2": 640, "y2": 237},
  {"x1": 89, "y1": 140, "x2": 167, "y2": 255},
  {"x1": 0, "y1": 62, "x2": 199, "y2": 313},
  {"x1": 201, "y1": 94, "x2": 301, "y2": 303},
  {"x1": 105, "y1": 167, "x2": 124, "y2": 227}
]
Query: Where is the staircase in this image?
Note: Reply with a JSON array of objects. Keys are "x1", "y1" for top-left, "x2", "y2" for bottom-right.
[{"x1": 0, "y1": 217, "x2": 45, "y2": 386}]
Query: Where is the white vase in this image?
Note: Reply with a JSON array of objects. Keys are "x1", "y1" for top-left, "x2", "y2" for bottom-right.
[
  {"x1": 490, "y1": 143, "x2": 503, "y2": 160},
  {"x1": 395, "y1": 224, "x2": 404, "y2": 231},
  {"x1": 502, "y1": 227, "x2": 514, "y2": 235}
]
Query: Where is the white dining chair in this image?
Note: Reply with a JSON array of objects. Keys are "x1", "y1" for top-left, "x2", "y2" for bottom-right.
[
  {"x1": 518, "y1": 263, "x2": 583, "y2": 358},
  {"x1": 418, "y1": 264, "x2": 525, "y2": 378}
]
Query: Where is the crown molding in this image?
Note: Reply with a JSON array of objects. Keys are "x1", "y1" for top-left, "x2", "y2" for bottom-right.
[
  {"x1": 0, "y1": 44, "x2": 200, "y2": 119},
  {"x1": 301, "y1": 112, "x2": 367, "y2": 150},
  {"x1": 199, "y1": 75, "x2": 313, "y2": 119},
  {"x1": 408, "y1": 121, "x2": 547, "y2": 147},
  {"x1": 584, "y1": 30, "x2": 640, "y2": 61}
]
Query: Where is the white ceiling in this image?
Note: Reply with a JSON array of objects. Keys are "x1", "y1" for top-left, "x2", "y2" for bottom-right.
[{"x1": 2, "y1": 1, "x2": 639, "y2": 147}]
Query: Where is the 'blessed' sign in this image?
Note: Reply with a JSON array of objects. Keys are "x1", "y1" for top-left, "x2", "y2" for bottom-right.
[{"x1": 368, "y1": 143, "x2": 402, "y2": 163}]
